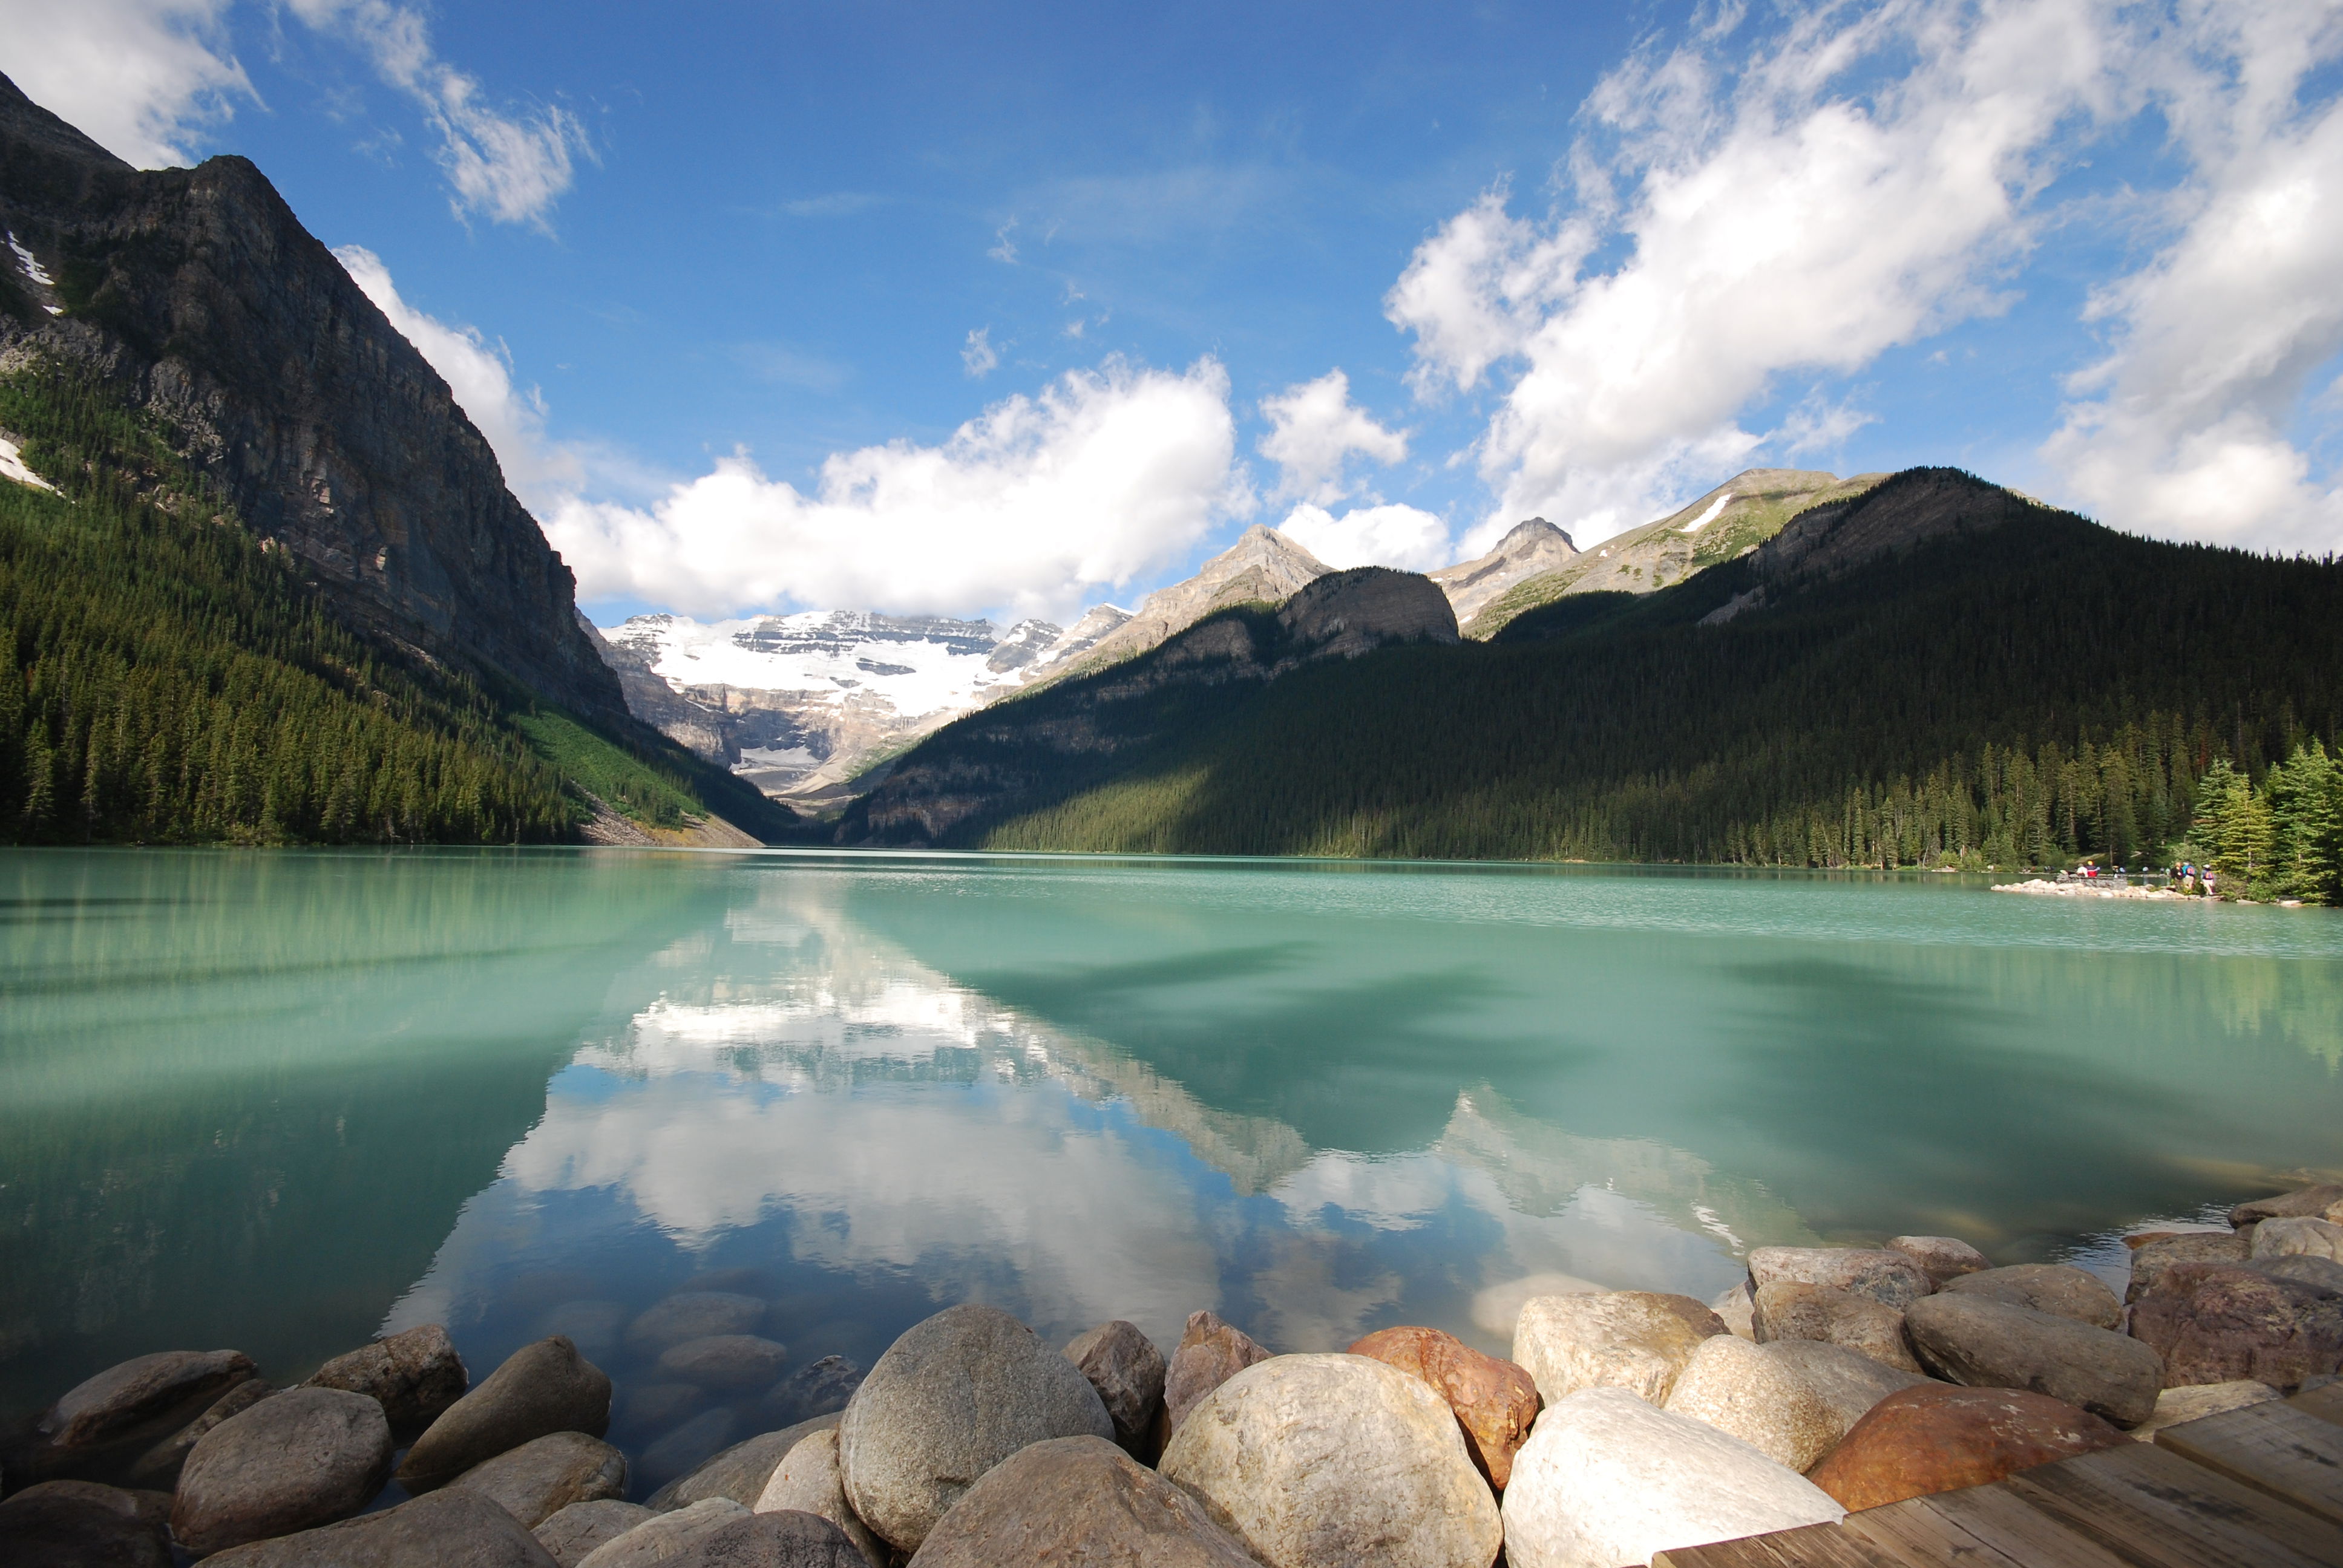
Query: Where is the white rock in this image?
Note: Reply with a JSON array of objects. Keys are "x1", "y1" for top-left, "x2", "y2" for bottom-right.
[
  {"x1": 1156, "y1": 1354, "x2": 1501, "y2": 1568},
  {"x1": 1513, "y1": 1292, "x2": 1715, "y2": 1406},
  {"x1": 754, "y1": 1429, "x2": 883, "y2": 1568},
  {"x1": 1501, "y1": 1388, "x2": 1844, "y2": 1568},
  {"x1": 2252, "y1": 1217, "x2": 2343, "y2": 1263},
  {"x1": 1662, "y1": 1336, "x2": 1840, "y2": 1472}
]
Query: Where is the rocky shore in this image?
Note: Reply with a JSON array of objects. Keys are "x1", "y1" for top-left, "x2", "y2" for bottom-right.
[{"x1": 3, "y1": 1183, "x2": 2339, "y2": 1567}]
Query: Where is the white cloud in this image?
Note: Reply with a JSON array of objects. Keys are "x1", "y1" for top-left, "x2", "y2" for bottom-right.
[
  {"x1": 1277, "y1": 501, "x2": 1453, "y2": 571},
  {"x1": 962, "y1": 326, "x2": 1000, "y2": 378},
  {"x1": 0, "y1": 0, "x2": 254, "y2": 168},
  {"x1": 988, "y1": 220, "x2": 1020, "y2": 264},
  {"x1": 1257, "y1": 369, "x2": 1410, "y2": 505},
  {"x1": 545, "y1": 357, "x2": 1247, "y2": 621}
]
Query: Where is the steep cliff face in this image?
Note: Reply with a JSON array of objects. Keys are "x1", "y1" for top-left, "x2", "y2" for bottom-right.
[{"x1": 0, "y1": 73, "x2": 624, "y2": 723}]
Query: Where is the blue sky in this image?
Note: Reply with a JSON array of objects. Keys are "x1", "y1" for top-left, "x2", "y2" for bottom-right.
[{"x1": 8, "y1": 1, "x2": 2343, "y2": 626}]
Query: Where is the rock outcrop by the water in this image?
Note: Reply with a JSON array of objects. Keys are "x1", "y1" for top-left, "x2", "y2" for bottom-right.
[
  {"x1": 1161, "y1": 1312, "x2": 1273, "y2": 1438},
  {"x1": 1660, "y1": 1335, "x2": 1843, "y2": 1472},
  {"x1": 1063, "y1": 1320, "x2": 1167, "y2": 1460},
  {"x1": 1886, "y1": 1236, "x2": 1990, "y2": 1285},
  {"x1": 126, "y1": 1379, "x2": 275, "y2": 1485},
  {"x1": 304, "y1": 1325, "x2": 469, "y2": 1442},
  {"x1": 1902, "y1": 1294, "x2": 2161, "y2": 1426},
  {"x1": 444, "y1": 1432, "x2": 628, "y2": 1530},
  {"x1": 575, "y1": 1498, "x2": 746, "y2": 1568},
  {"x1": 2126, "y1": 1230, "x2": 2250, "y2": 1301},
  {"x1": 535, "y1": 1501, "x2": 654, "y2": 1568},
  {"x1": 752, "y1": 1429, "x2": 885, "y2": 1568},
  {"x1": 203, "y1": 1487, "x2": 557, "y2": 1567},
  {"x1": 1805, "y1": 1384, "x2": 2129, "y2": 1509},
  {"x1": 396, "y1": 1338, "x2": 612, "y2": 1493},
  {"x1": 664, "y1": 1510, "x2": 863, "y2": 1568},
  {"x1": 1346, "y1": 1325, "x2": 1539, "y2": 1488},
  {"x1": 0, "y1": 1480, "x2": 173, "y2": 1568},
  {"x1": 1751, "y1": 1282, "x2": 1922, "y2": 1372},
  {"x1": 169, "y1": 1387, "x2": 393, "y2": 1555},
  {"x1": 38, "y1": 1350, "x2": 257, "y2": 1460},
  {"x1": 2128, "y1": 1262, "x2": 2343, "y2": 1389},
  {"x1": 906, "y1": 1435, "x2": 1257, "y2": 1568},
  {"x1": 1941, "y1": 1263, "x2": 2123, "y2": 1329},
  {"x1": 1512, "y1": 1292, "x2": 1722, "y2": 1405},
  {"x1": 651, "y1": 1416, "x2": 839, "y2": 1511},
  {"x1": 1748, "y1": 1247, "x2": 1934, "y2": 1309}
]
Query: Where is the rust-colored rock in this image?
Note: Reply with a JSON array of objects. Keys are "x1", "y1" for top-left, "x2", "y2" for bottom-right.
[
  {"x1": 2128, "y1": 1263, "x2": 2343, "y2": 1390},
  {"x1": 1346, "y1": 1325, "x2": 1541, "y2": 1488},
  {"x1": 1806, "y1": 1385, "x2": 2129, "y2": 1510},
  {"x1": 1161, "y1": 1312, "x2": 1271, "y2": 1437}
]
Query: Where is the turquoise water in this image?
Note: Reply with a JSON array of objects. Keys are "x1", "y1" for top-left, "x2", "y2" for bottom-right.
[{"x1": 4, "y1": 847, "x2": 2339, "y2": 1489}]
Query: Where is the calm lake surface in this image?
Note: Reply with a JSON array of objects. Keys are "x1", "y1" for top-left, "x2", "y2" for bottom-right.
[{"x1": 5, "y1": 846, "x2": 2340, "y2": 1488}]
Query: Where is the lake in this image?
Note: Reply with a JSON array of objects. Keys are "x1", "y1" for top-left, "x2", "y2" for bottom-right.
[{"x1": 4, "y1": 846, "x2": 2338, "y2": 1492}]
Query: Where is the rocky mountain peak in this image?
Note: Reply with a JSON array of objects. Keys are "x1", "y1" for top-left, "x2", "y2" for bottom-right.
[{"x1": 1430, "y1": 517, "x2": 1584, "y2": 626}]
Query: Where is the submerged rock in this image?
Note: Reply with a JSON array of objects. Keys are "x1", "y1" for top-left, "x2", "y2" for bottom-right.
[
  {"x1": 1063, "y1": 1321, "x2": 1167, "y2": 1460},
  {"x1": 1346, "y1": 1324, "x2": 1539, "y2": 1488},
  {"x1": 1942, "y1": 1264, "x2": 2123, "y2": 1330},
  {"x1": 396, "y1": 1336, "x2": 612, "y2": 1492},
  {"x1": 622, "y1": 1384, "x2": 703, "y2": 1431},
  {"x1": 1806, "y1": 1384, "x2": 2128, "y2": 1509},
  {"x1": 2129, "y1": 1263, "x2": 2343, "y2": 1390},
  {"x1": 908, "y1": 1435, "x2": 1255, "y2": 1568},
  {"x1": 304, "y1": 1324, "x2": 468, "y2": 1442},
  {"x1": 171, "y1": 1387, "x2": 395, "y2": 1556},
  {"x1": 1157, "y1": 1354, "x2": 1501, "y2": 1568},
  {"x1": 1162, "y1": 1312, "x2": 1273, "y2": 1437},
  {"x1": 536, "y1": 1501, "x2": 655, "y2": 1568},
  {"x1": 626, "y1": 1295, "x2": 767, "y2": 1354},
  {"x1": 753, "y1": 1429, "x2": 884, "y2": 1568},
  {"x1": 656, "y1": 1337, "x2": 790, "y2": 1390},
  {"x1": 0, "y1": 1480, "x2": 172, "y2": 1568},
  {"x1": 1887, "y1": 1236, "x2": 1990, "y2": 1285},
  {"x1": 649, "y1": 1414, "x2": 840, "y2": 1511},
  {"x1": 532, "y1": 1304, "x2": 628, "y2": 1365},
  {"x1": 1501, "y1": 1386, "x2": 1841, "y2": 1568},
  {"x1": 639, "y1": 1409, "x2": 740, "y2": 1490},
  {"x1": 1904, "y1": 1293, "x2": 2161, "y2": 1426},
  {"x1": 195, "y1": 1488, "x2": 557, "y2": 1567},
  {"x1": 446, "y1": 1432, "x2": 628, "y2": 1530},
  {"x1": 1513, "y1": 1291, "x2": 1720, "y2": 1406},
  {"x1": 1662, "y1": 1334, "x2": 1841, "y2": 1472},
  {"x1": 837, "y1": 1303, "x2": 1113, "y2": 1552},
  {"x1": 1748, "y1": 1248, "x2": 1933, "y2": 1310},
  {"x1": 759, "y1": 1357, "x2": 864, "y2": 1429},
  {"x1": 1751, "y1": 1282, "x2": 1921, "y2": 1373}
]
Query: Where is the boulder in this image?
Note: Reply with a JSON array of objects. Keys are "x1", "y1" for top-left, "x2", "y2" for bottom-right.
[
  {"x1": 664, "y1": 1512, "x2": 863, "y2": 1568},
  {"x1": 1661, "y1": 1335, "x2": 1841, "y2": 1472},
  {"x1": 906, "y1": 1435, "x2": 1255, "y2": 1568},
  {"x1": 446, "y1": 1432, "x2": 628, "y2": 1529},
  {"x1": 1501, "y1": 1387, "x2": 1842, "y2": 1568},
  {"x1": 1161, "y1": 1312, "x2": 1273, "y2": 1437},
  {"x1": 1513, "y1": 1291, "x2": 1720, "y2": 1406},
  {"x1": 758, "y1": 1358, "x2": 864, "y2": 1429},
  {"x1": 397, "y1": 1338, "x2": 612, "y2": 1492},
  {"x1": 649, "y1": 1415, "x2": 840, "y2": 1511},
  {"x1": 575, "y1": 1499, "x2": 747, "y2": 1568},
  {"x1": 126, "y1": 1379, "x2": 275, "y2": 1485},
  {"x1": 1903, "y1": 1294, "x2": 2161, "y2": 1426},
  {"x1": 1747, "y1": 1247, "x2": 1933, "y2": 1310},
  {"x1": 536, "y1": 1501, "x2": 655, "y2": 1568},
  {"x1": 655, "y1": 1338, "x2": 790, "y2": 1390},
  {"x1": 2253, "y1": 1255, "x2": 2343, "y2": 1295},
  {"x1": 1887, "y1": 1236, "x2": 1991, "y2": 1285},
  {"x1": 304, "y1": 1325, "x2": 469, "y2": 1441},
  {"x1": 640, "y1": 1410, "x2": 739, "y2": 1490},
  {"x1": 0, "y1": 1480, "x2": 171, "y2": 1568},
  {"x1": 1806, "y1": 1384, "x2": 2129, "y2": 1509},
  {"x1": 38, "y1": 1350, "x2": 257, "y2": 1454},
  {"x1": 2126, "y1": 1231, "x2": 2249, "y2": 1302},
  {"x1": 2253, "y1": 1217, "x2": 2343, "y2": 1263},
  {"x1": 1709, "y1": 1283, "x2": 1755, "y2": 1341},
  {"x1": 2129, "y1": 1263, "x2": 2343, "y2": 1390},
  {"x1": 1751, "y1": 1282, "x2": 1921, "y2": 1373},
  {"x1": 1760, "y1": 1341, "x2": 1930, "y2": 1446},
  {"x1": 836, "y1": 1303, "x2": 1113, "y2": 1552},
  {"x1": 171, "y1": 1387, "x2": 395, "y2": 1556},
  {"x1": 1346, "y1": 1325, "x2": 1539, "y2": 1488},
  {"x1": 626, "y1": 1295, "x2": 767, "y2": 1354},
  {"x1": 1942, "y1": 1264, "x2": 2123, "y2": 1330},
  {"x1": 1156, "y1": 1354, "x2": 1501, "y2": 1568},
  {"x1": 753, "y1": 1430, "x2": 884, "y2": 1568},
  {"x1": 2229, "y1": 1183, "x2": 2343, "y2": 1228},
  {"x1": 1063, "y1": 1321, "x2": 1167, "y2": 1460},
  {"x1": 2127, "y1": 1380, "x2": 2281, "y2": 1442},
  {"x1": 196, "y1": 1488, "x2": 557, "y2": 1568}
]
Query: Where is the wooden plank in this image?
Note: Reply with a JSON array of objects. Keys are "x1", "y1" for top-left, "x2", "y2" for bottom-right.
[
  {"x1": 1653, "y1": 1521, "x2": 1910, "y2": 1567},
  {"x1": 2296, "y1": 1382, "x2": 2343, "y2": 1429},
  {"x1": 2157, "y1": 1398, "x2": 2343, "y2": 1527},
  {"x1": 2004, "y1": 1439, "x2": 2343, "y2": 1568},
  {"x1": 1845, "y1": 1486, "x2": 2132, "y2": 1567}
]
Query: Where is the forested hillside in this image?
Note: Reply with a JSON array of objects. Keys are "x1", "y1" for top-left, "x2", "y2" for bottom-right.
[
  {"x1": 0, "y1": 364, "x2": 789, "y2": 845},
  {"x1": 841, "y1": 471, "x2": 2343, "y2": 895}
]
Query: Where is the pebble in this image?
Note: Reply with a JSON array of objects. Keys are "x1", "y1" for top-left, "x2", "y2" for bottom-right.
[
  {"x1": 1156, "y1": 1354, "x2": 1502, "y2": 1568},
  {"x1": 1806, "y1": 1384, "x2": 2129, "y2": 1509},
  {"x1": 446, "y1": 1432, "x2": 629, "y2": 1530},
  {"x1": 626, "y1": 1295, "x2": 767, "y2": 1354},
  {"x1": 1747, "y1": 1247, "x2": 1934, "y2": 1310},
  {"x1": 906, "y1": 1434, "x2": 1256, "y2": 1568},
  {"x1": 304, "y1": 1324, "x2": 469, "y2": 1441},
  {"x1": 1941, "y1": 1264, "x2": 2123, "y2": 1330},
  {"x1": 2126, "y1": 1379, "x2": 2281, "y2": 1442},
  {"x1": 1887, "y1": 1236, "x2": 1991, "y2": 1285},
  {"x1": 2126, "y1": 1230, "x2": 2250, "y2": 1302},
  {"x1": 2253, "y1": 1216, "x2": 2343, "y2": 1264},
  {"x1": 1063, "y1": 1320, "x2": 1167, "y2": 1460},
  {"x1": 649, "y1": 1414, "x2": 841, "y2": 1511},
  {"x1": 38, "y1": 1350, "x2": 257, "y2": 1453},
  {"x1": 1162, "y1": 1312, "x2": 1273, "y2": 1437},
  {"x1": 536, "y1": 1500, "x2": 657, "y2": 1568},
  {"x1": 576, "y1": 1498, "x2": 749, "y2": 1568},
  {"x1": 1751, "y1": 1282, "x2": 1922, "y2": 1372},
  {"x1": 1513, "y1": 1290, "x2": 1722, "y2": 1406},
  {"x1": 1501, "y1": 1386, "x2": 1842, "y2": 1568},
  {"x1": 1903, "y1": 1293, "x2": 2161, "y2": 1426},
  {"x1": 753, "y1": 1429, "x2": 885, "y2": 1568},
  {"x1": 1661, "y1": 1334, "x2": 1842, "y2": 1472},
  {"x1": 1346, "y1": 1324, "x2": 1539, "y2": 1488},
  {"x1": 170, "y1": 1387, "x2": 395, "y2": 1556},
  {"x1": 836, "y1": 1302, "x2": 1113, "y2": 1552},
  {"x1": 396, "y1": 1337, "x2": 614, "y2": 1493},
  {"x1": 199, "y1": 1485, "x2": 555, "y2": 1567},
  {"x1": 0, "y1": 1479, "x2": 171, "y2": 1568},
  {"x1": 2129, "y1": 1262, "x2": 2343, "y2": 1390},
  {"x1": 655, "y1": 1336, "x2": 790, "y2": 1390}
]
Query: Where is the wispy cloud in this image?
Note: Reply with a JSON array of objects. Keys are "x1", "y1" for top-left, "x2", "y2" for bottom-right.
[
  {"x1": 779, "y1": 192, "x2": 883, "y2": 218},
  {"x1": 729, "y1": 341, "x2": 853, "y2": 393},
  {"x1": 988, "y1": 219, "x2": 1020, "y2": 264},
  {"x1": 962, "y1": 327, "x2": 1001, "y2": 378}
]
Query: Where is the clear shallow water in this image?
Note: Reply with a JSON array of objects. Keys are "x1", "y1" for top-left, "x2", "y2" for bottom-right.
[{"x1": 3, "y1": 847, "x2": 2339, "y2": 1492}]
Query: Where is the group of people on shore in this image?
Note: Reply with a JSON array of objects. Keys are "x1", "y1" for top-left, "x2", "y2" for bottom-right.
[{"x1": 2170, "y1": 860, "x2": 2218, "y2": 895}]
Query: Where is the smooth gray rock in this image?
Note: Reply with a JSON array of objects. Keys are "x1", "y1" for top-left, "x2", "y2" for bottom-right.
[
  {"x1": 1887, "y1": 1236, "x2": 1990, "y2": 1285},
  {"x1": 647, "y1": 1415, "x2": 839, "y2": 1511},
  {"x1": 39, "y1": 1350, "x2": 257, "y2": 1452},
  {"x1": 0, "y1": 1480, "x2": 171, "y2": 1568},
  {"x1": 1942, "y1": 1264, "x2": 2123, "y2": 1330},
  {"x1": 125, "y1": 1379, "x2": 274, "y2": 1485},
  {"x1": 171, "y1": 1387, "x2": 395, "y2": 1556},
  {"x1": 905, "y1": 1435, "x2": 1256, "y2": 1568},
  {"x1": 668, "y1": 1512, "x2": 862, "y2": 1568},
  {"x1": 1063, "y1": 1320, "x2": 1167, "y2": 1459},
  {"x1": 1662, "y1": 1334, "x2": 1841, "y2": 1472},
  {"x1": 1904, "y1": 1293, "x2": 2161, "y2": 1426},
  {"x1": 203, "y1": 1488, "x2": 559, "y2": 1567},
  {"x1": 656, "y1": 1338, "x2": 790, "y2": 1390},
  {"x1": 1501, "y1": 1387, "x2": 1843, "y2": 1568},
  {"x1": 2253, "y1": 1217, "x2": 2343, "y2": 1263},
  {"x1": 1156, "y1": 1354, "x2": 1501, "y2": 1568},
  {"x1": 837, "y1": 1303, "x2": 1114, "y2": 1552},
  {"x1": 752, "y1": 1430, "x2": 882, "y2": 1568},
  {"x1": 640, "y1": 1410, "x2": 740, "y2": 1491},
  {"x1": 305, "y1": 1324, "x2": 469, "y2": 1442},
  {"x1": 626, "y1": 1296, "x2": 767, "y2": 1354},
  {"x1": 1747, "y1": 1248, "x2": 1934, "y2": 1310},
  {"x1": 1513, "y1": 1291, "x2": 1720, "y2": 1406},
  {"x1": 575, "y1": 1499, "x2": 747, "y2": 1568},
  {"x1": 758, "y1": 1359, "x2": 863, "y2": 1429},
  {"x1": 2126, "y1": 1232, "x2": 2250, "y2": 1302},
  {"x1": 2229, "y1": 1183, "x2": 2343, "y2": 1228},
  {"x1": 2252, "y1": 1255, "x2": 2343, "y2": 1295},
  {"x1": 1751, "y1": 1282, "x2": 1922, "y2": 1373},
  {"x1": 1760, "y1": 1341, "x2": 1931, "y2": 1445},
  {"x1": 397, "y1": 1338, "x2": 612, "y2": 1492},
  {"x1": 447, "y1": 1432, "x2": 628, "y2": 1529},
  {"x1": 536, "y1": 1501, "x2": 655, "y2": 1568}
]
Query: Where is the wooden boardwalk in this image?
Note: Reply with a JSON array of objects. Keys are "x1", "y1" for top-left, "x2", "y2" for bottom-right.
[{"x1": 1656, "y1": 1386, "x2": 2343, "y2": 1568}]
